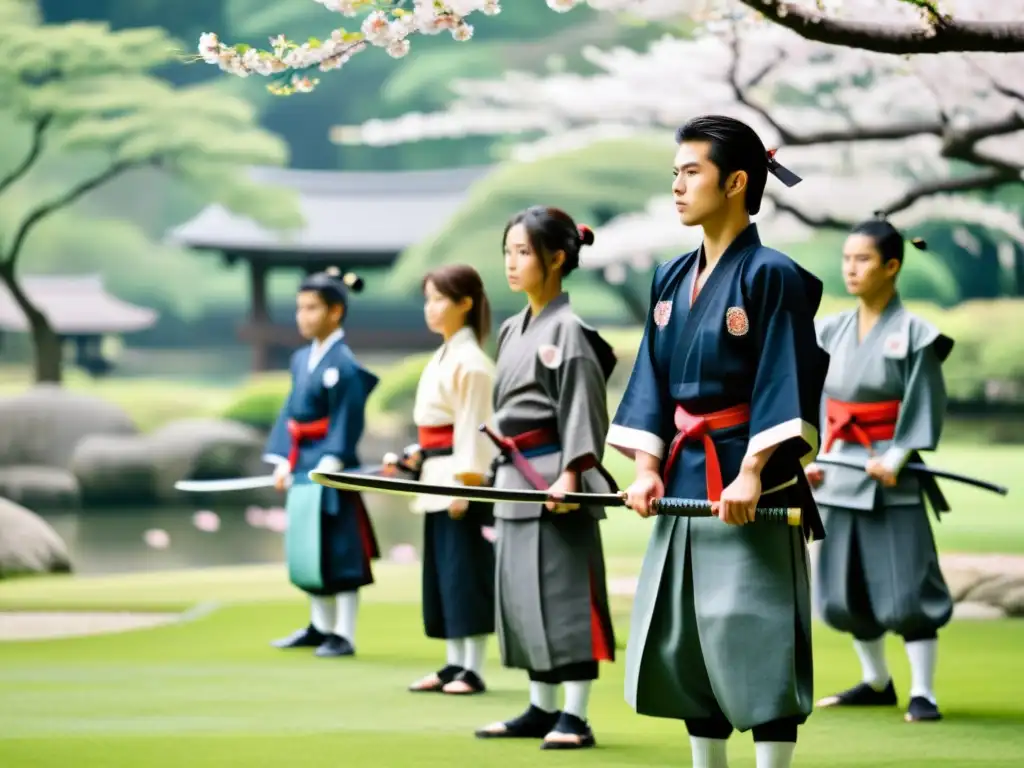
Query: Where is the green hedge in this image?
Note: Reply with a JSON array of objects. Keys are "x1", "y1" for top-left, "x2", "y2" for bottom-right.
[
  {"x1": 220, "y1": 372, "x2": 291, "y2": 430},
  {"x1": 220, "y1": 355, "x2": 435, "y2": 431}
]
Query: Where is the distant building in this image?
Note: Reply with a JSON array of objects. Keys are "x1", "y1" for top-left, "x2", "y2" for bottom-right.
[
  {"x1": 165, "y1": 165, "x2": 493, "y2": 371},
  {"x1": 0, "y1": 275, "x2": 158, "y2": 376}
]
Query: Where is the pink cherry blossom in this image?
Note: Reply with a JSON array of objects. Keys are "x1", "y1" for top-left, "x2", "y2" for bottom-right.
[
  {"x1": 388, "y1": 543, "x2": 419, "y2": 564},
  {"x1": 192, "y1": 510, "x2": 221, "y2": 533},
  {"x1": 143, "y1": 529, "x2": 171, "y2": 550}
]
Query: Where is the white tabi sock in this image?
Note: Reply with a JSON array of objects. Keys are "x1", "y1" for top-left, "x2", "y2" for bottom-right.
[
  {"x1": 561, "y1": 680, "x2": 592, "y2": 721},
  {"x1": 853, "y1": 637, "x2": 891, "y2": 689},
  {"x1": 755, "y1": 742, "x2": 795, "y2": 768},
  {"x1": 689, "y1": 737, "x2": 729, "y2": 768},
  {"x1": 462, "y1": 635, "x2": 487, "y2": 674},
  {"x1": 905, "y1": 638, "x2": 938, "y2": 703},
  {"x1": 529, "y1": 681, "x2": 557, "y2": 713},
  {"x1": 446, "y1": 639, "x2": 464, "y2": 667},
  {"x1": 309, "y1": 596, "x2": 336, "y2": 635},
  {"x1": 334, "y1": 591, "x2": 359, "y2": 643}
]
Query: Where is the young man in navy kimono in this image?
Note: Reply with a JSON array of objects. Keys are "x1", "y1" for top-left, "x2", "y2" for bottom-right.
[
  {"x1": 263, "y1": 268, "x2": 381, "y2": 658},
  {"x1": 606, "y1": 115, "x2": 829, "y2": 768}
]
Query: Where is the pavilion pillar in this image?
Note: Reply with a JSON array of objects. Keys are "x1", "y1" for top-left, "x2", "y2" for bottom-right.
[{"x1": 248, "y1": 259, "x2": 270, "y2": 372}]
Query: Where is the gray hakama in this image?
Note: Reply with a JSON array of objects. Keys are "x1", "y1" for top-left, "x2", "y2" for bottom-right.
[
  {"x1": 607, "y1": 225, "x2": 829, "y2": 734},
  {"x1": 491, "y1": 292, "x2": 617, "y2": 682},
  {"x1": 813, "y1": 294, "x2": 955, "y2": 641}
]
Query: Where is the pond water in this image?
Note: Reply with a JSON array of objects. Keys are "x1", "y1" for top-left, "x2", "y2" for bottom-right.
[{"x1": 36, "y1": 496, "x2": 425, "y2": 577}]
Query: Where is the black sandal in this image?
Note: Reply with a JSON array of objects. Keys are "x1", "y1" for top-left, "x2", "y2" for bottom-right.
[
  {"x1": 442, "y1": 669, "x2": 486, "y2": 695},
  {"x1": 408, "y1": 664, "x2": 462, "y2": 693},
  {"x1": 541, "y1": 712, "x2": 597, "y2": 750},
  {"x1": 817, "y1": 680, "x2": 897, "y2": 708},
  {"x1": 475, "y1": 705, "x2": 561, "y2": 739},
  {"x1": 905, "y1": 696, "x2": 942, "y2": 722}
]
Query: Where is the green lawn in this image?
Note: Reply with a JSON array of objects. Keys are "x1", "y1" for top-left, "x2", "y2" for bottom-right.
[{"x1": 0, "y1": 564, "x2": 1022, "y2": 767}]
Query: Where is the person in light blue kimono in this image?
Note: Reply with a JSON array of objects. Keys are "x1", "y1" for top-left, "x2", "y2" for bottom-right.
[{"x1": 263, "y1": 268, "x2": 381, "y2": 658}]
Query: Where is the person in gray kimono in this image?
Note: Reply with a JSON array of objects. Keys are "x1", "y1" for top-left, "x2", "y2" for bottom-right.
[
  {"x1": 806, "y1": 215, "x2": 955, "y2": 723},
  {"x1": 473, "y1": 206, "x2": 618, "y2": 752}
]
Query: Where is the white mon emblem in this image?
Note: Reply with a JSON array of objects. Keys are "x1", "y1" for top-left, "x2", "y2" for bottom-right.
[
  {"x1": 537, "y1": 344, "x2": 563, "y2": 369},
  {"x1": 322, "y1": 367, "x2": 340, "y2": 388}
]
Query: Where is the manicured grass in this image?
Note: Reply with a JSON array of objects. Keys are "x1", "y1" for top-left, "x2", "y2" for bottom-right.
[
  {"x1": 601, "y1": 443, "x2": 1024, "y2": 557},
  {"x1": 0, "y1": 572, "x2": 1021, "y2": 767}
]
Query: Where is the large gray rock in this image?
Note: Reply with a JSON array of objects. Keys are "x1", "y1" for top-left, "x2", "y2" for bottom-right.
[
  {"x1": 0, "y1": 465, "x2": 80, "y2": 509},
  {"x1": 0, "y1": 497, "x2": 72, "y2": 577},
  {"x1": 147, "y1": 418, "x2": 270, "y2": 503},
  {"x1": 69, "y1": 435, "x2": 157, "y2": 505},
  {"x1": 0, "y1": 385, "x2": 137, "y2": 468},
  {"x1": 70, "y1": 418, "x2": 273, "y2": 506},
  {"x1": 940, "y1": 554, "x2": 1024, "y2": 618}
]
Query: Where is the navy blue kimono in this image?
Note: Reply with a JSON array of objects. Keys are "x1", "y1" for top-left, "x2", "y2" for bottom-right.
[
  {"x1": 264, "y1": 333, "x2": 381, "y2": 597},
  {"x1": 608, "y1": 223, "x2": 830, "y2": 731}
]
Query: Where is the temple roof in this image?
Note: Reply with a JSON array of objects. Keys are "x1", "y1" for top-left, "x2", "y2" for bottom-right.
[
  {"x1": 0, "y1": 275, "x2": 158, "y2": 334},
  {"x1": 164, "y1": 165, "x2": 494, "y2": 259}
]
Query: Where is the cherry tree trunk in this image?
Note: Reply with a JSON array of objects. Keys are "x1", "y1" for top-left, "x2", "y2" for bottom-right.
[{"x1": 0, "y1": 265, "x2": 63, "y2": 384}]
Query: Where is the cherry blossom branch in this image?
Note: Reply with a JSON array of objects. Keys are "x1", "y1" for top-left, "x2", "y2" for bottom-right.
[
  {"x1": 194, "y1": 0, "x2": 495, "y2": 95},
  {"x1": 717, "y1": 27, "x2": 1024, "y2": 227},
  {"x1": 736, "y1": 0, "x2": 1024, "y2": 55},
  {"x1": 769, "y1": 167, "x2": 1017, "y2": 229}
]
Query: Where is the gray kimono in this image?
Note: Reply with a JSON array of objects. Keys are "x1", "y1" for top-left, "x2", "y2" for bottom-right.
[
  {"x1": 813, "y1": 293, "x2": 955, "y2": 641},
  {"x1": 491, "y1": 292, "x2": 617, "y2": 679}
]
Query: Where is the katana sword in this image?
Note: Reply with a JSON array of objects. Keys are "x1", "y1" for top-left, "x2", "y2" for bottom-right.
[
  {"x1": 174, "y1": 464, "x2": 388, "y2": 493},
  {"x1": 174, "y1": 475, "x2": 276, "y2": 492},
  {"x1": 813, "y1": 454, "x2": 1008, "y2": 496},
  {"x1": 308, "y1": 470, "x2": 804, "y2": 527}
]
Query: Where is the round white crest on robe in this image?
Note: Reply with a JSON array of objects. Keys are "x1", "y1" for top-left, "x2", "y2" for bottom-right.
[
  {"x1": 322, "y1": 366, "x2": 340, "y2": 388},
  {"x1": 537, "y1": 344, "x2": 563, "y2": 369},
  {"x1": 882, "y1": 333, "x2": 907, "y2": 358}
]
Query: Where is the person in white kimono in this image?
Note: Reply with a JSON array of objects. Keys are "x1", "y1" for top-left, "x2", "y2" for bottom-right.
[
  {"x1": 806, "y1": 216, "x2": 955, "y2": 723},
  {"x1": 395, "y1": 264, "x2": 499, "y2": 696}
]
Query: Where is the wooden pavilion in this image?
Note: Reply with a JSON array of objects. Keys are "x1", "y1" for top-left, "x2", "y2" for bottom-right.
[
  {"x1": 0, "y1": 275, "x2": 159, "y2": 376},
  {"x1": 165, "y1": 164, "x2": 493, "y2": 371}
]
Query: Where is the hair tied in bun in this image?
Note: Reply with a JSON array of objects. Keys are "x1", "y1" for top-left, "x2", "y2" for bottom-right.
[
  {"x1": 577, "y1": 224, "x2": 595, "y2": 246},
  {"x1": 910, "y1": 237, "x2": 928, "y2": 251},
  {"x1": 343, "y1": 272, "x2": 365, "y2": 292}
]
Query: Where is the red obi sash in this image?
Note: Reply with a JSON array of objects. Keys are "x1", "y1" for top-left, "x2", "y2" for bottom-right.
[
  {"x1": 662, "y1": 403, "x2": 751, "y2": 502},
  {"x1": 823, "y1": 398, "x2": 899, "y2": 453},
  {"x1": 286, "y1": 417, "x2": 330, "y2": 471},
  {"x1": 417, "y1": 425, "x2": 455, "y2": 451}
]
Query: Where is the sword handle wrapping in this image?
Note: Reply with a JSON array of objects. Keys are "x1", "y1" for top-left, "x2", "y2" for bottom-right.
[{"x1": 651, "y1": 497, "x2": 802, "y2": 527}]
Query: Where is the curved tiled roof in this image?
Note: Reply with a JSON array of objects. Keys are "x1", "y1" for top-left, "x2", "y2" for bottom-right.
[
  {"x1": 0, "y1": 275, "x2": 158, "y2": 334},
  {"x1": 164, "y1": 165, "x2": 494, "y2": 257}
]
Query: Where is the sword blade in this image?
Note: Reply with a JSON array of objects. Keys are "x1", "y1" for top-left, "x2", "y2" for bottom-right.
[
  {"x1": 309, "y1": 470, "x2": 623, "y2": 506},
  {"x1": 813, "y1": 454, "x2": 1008, "y2": 496},
  {"x1": 309, "y1": 471, "x2": 804, "y2": 527},
  {"x1": 174, "y1": 476, "x2": 276, "y2": 492},
  {"x1": 176, "y1": 465, "x2": 387, "y2": 494}
]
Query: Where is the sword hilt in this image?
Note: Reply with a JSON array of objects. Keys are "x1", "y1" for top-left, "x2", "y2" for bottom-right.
[{"x1": 619, "y1": 493, "x2": 802, "y2": 527}]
